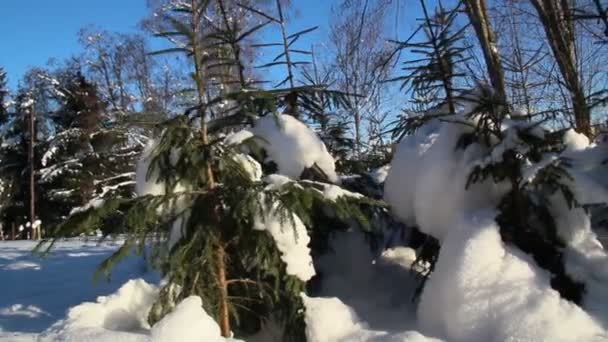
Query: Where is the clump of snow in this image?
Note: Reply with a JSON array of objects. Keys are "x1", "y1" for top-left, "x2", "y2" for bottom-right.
[
  {"x1": 370, "y1": 165, "x2": 390, "y2": 184},
  {"x1": 302, "y1": 294, "x2": 441, "y2": 342},
  {"x1": 135, "y1": 140, "x2": 186, "y2": 197},
  {"x1": 253, "y1": 200, "x2": 315, "y2": 281},
  {"x1": 418, "y1": 213, "x2": 606, "y2": 341},
  {"x1": 384, "y1": 117, "x2": 507, "y2": 241},
  {"x1": 151, "y1": 296, "x2": 238, "y2": 342},
  {"x1": 20, "y1": 98, "x2": 34, "y2": 109},
  {"x1": 251, "y1": 114, "x2": 338, "y2": 183},
  {"x1": 232, "y1": 153, "x2": 262, "y2": 181},
  {"x1": 224, "y1": 129, "x2": 254, "y2": 146},
  {"x1": 563, "y1": 128, "x2": 590, "y2": 152},
  {"x1": 263, "y1": 174, "x2": 293, "y2": 189},
  {"x1": 52, "y1": 279, "x2": 157, "y2": 333},
  {"x1": 301, "y1": 180, "x2": 363, "y2": 201},
  {"x1": 135, "y1": 140, "x2": 166, "y2": 197},
  {"x1": 41, "y1": 146, "x2": 58, "y2": 167}
]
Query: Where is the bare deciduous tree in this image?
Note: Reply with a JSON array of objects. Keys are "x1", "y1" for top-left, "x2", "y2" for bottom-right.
[{"x1": 329, "y1": 0, "x2": 394, "y2": 158}]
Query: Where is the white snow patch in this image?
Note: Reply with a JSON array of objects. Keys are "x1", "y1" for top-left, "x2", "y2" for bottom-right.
[
  {"x1": 302, "y1": 294, "x2": 441, "y2": 342},
  {"x1": 151, "y1": 296, "x2": 239, "y2": 342},
  {"x1": 0, "y1": 305, "x2": 49, "y2": 318},
  {"x1": 251, "y1": 114, "x2": 338, "y2": 182},
  {"x1": 370, "y1": 165, "x2": 390, "y2": 184},
  {"x1": 418, "y1": 212, "x2": 606, "y2": 342},
  {"x1": 3, "y1": 261, "x2": 41, "y2": 270},
  {"x1": 253, "y1": 199, "x2": 315, "y2": 281}
]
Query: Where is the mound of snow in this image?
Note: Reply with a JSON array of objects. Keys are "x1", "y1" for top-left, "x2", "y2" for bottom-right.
[
  {"x1": 384, "y1": 104, "x2": 608, "y2": 341},
  {"x1": 384, "y1": 118, "x2": 506, "y2": 241},
  {"x1": 418, "y1": 213, "x2": 606, "y2": 341},
  {"x1": 151, "y1": 296, "x2": 238, "y2": 342},
  {"x1": 39, "y1": 279, "x2": 242, "y2": 342},
  {"x1": 42, "y1": 279, "x2": 157, "y2": 341},
  {"x1": 302, "y1": 294, "x2": 441, "y2": 342},
  {"x1": 251, "y1": 114, "x2": 338, "y2": 182}
]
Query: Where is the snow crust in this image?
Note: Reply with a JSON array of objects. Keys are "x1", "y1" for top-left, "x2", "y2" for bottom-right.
[{"x1": 251, "y1": 114, "x2": 338, "y2": 182}]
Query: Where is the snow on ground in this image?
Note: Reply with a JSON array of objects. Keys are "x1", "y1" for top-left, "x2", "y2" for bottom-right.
[{"x1": 0, "y1": 240, "x2": 159, "y2": 341}]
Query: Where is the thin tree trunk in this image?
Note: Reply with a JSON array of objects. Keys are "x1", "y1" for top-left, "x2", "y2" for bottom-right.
[
  {"x1": 216, "y1": 242, "x2": 230, "y2": 337},
  {"x1": 529, "y1": 0, "x2": 591, "y2": 136},
  {"x1": 464, "y1": 0, "x2": 507, "y2": 105},
  {"x1": 191, "y1": 0, "x2": 228, "y2": 337},
  {"x1": 26, "y1": 105, "x2": 37, "y2": 240}
]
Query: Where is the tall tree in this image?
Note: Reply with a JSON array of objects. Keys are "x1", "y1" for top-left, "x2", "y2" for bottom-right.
[
  {"x1": 329, "y1": 0, "x2": 394, "y2": 157},
  {"x1": 463, "y1": 0, "x2": 508, "y2": 106},
  {"x1": 38, "y1": 72, "x2": 141, "y2": 228},
  {"x1": 529, "y1": 0, "x2": 592, "y2": 136}
]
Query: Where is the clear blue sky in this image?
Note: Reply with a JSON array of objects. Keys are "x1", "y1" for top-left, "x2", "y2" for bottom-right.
[
  {"x1": 0, "y1": 0, "x2": 338, "y2": 90},
  {"x1": 0, "y1": 0, "x2": 149, "y2": 89},
  {"x1": 0, "y1": 0, "x2": 416, "y2": 90}
]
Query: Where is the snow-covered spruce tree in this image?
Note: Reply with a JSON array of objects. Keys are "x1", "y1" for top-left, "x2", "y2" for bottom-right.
[
  {"x1": 462, "y1": 90, "x2": 587, "y2": 303},
  {"x1": 394, "y1": 86, "x2": 599, "y2": 304},
  {"x1": 37, "y1": 72, "x2": 141, "y2": 229},
  {"x1": 41, "y1": 0, "x2": 380, "y2": 339}
]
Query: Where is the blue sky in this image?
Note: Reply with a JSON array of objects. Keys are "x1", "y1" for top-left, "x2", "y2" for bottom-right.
[
  {"x1": 0, "y1": 0, "x2": 416, "y2": 90},
  {"x1": 0, "y1": 0, "x2": 148, "y2": 89}
]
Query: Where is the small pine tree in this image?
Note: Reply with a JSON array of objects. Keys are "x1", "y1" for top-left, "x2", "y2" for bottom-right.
[
  {"x1": 40, "y1": 1, "x2": 381, "y2": 340},
  {"x1": 388, "y1": 0, "x2": 470, "y2": 138},
  {"x1": 408, "y1": 86, "x2": 588, "y2": 304}
]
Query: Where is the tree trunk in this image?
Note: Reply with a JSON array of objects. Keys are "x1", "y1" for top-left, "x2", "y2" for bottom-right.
[
  {"x1": 216, "y1": 242, "x2": 230, "y2": 337},
  {"x1": 26, "y1": 106, "x2": 37, "y2": 240},
  {"x1": 464, "y1": 0, "x2": 507, "y2": 105},
  {"x1": 529, "y1": 0, "x2": 591, "y2": 136},
  {"x1": 191, "y1": 0, "x2": 227, "y2": 337}
]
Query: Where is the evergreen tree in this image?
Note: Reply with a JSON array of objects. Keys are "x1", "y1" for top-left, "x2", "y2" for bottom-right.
[
  {"x1": 38, "y1": 72, "x2": 140, "y2": 229},
  {"x1": 40, "y1": 1, "x2": 380, "y2": 340},
  {"x1": 0, "y1": 90, "x2": 38, "y2": 239},
  {"x1": 407, "y1": 86, "x2": 591, "y2": 305},
  {"x1": 388, "y1": 0, "x2": 470, "y2": 138}
]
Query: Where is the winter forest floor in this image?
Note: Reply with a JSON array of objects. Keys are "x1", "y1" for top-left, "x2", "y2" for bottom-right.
[
  {"x1": 0, "y1": 239, "x2": 159, "y2": 341},
  {"x1": 0, "y1": 234, "x2": 431, "y2": 341}
]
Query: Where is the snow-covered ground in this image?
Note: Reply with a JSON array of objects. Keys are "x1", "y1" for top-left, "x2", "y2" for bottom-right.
[
  {"x1": 0, "y1": 235, "x2": 436, "y2": 342},
  {"x1": 0, "y1": 240, "x2": 159, "y2": 341}
]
